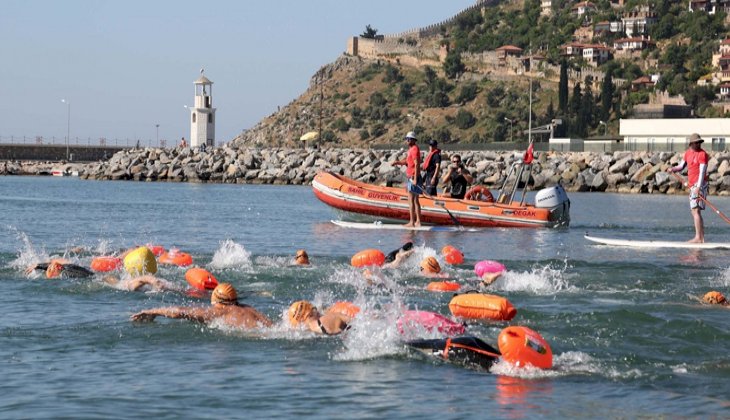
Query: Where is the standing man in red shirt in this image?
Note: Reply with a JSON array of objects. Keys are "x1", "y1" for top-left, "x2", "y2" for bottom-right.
[
  {"x1": 667, "y1": 133, "x2": 710, "y2": 243},
  {"x1": 394, "y1": 131, "x2": 423, "y2": 227}
]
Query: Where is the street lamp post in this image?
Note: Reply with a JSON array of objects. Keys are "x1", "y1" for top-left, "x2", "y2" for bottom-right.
[
  {"x1": 61, "y1": 99, "x2": 70, "y2": 160},
  {"x1": 504, "y1": 117, "x2": 513, "y2": 142},
  {"x1": 599, "y1": 120, "x2": 607, "y2": 136},
  {"x1": 156, "y1": 124, "x2": 159, "y2": 146}
]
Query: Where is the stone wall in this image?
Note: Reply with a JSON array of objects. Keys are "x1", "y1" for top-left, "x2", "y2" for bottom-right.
[
  {"x1": 0, "y1": 144, "x2": 126, "y2": 162},
  {"x1": 5, "y1": 146, "x2": 730, "y2": 196}
]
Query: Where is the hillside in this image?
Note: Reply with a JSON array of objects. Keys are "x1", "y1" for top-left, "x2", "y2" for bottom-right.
[{"x1": 231, "y1": 0, "x2": 729, "y2": 149}]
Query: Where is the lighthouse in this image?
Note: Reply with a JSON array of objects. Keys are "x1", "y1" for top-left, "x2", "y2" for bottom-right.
[{"x1": 189, "y1": 70, "x2": 216, "y2": 148}]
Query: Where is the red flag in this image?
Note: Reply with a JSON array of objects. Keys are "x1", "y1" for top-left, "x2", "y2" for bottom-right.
[{"x1": 523, "y1": 143, "x2": 534, "y2": 164}]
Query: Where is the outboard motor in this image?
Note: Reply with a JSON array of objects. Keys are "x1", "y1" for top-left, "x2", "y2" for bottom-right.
[{"x1": 535, "y1": 184, "x2": 570, "y2": 227}]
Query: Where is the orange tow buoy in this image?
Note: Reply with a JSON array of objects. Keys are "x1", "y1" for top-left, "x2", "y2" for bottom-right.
[
  {"x1": 90, "y1": 256, "x2": 123, "y2": 273},
  {"x1": 448, "y1": 292, "x2": 516, "y2": 321},
  {"x1": 426, "y1": 281, "x2": 461, "y2": 292},
  {"x1": 441, "y1": 245, "x2": 464, "y2": 265},
  {"x1": 351, "y1": 249, "x2": 385, "y2": 267},
  {"x1": 158, "y1": 249, "x2": 193, "y2": 267},
  {"x1": 498, "y1": 326, "x2": 553, "y2": 369},
  {"x1": 185, "y1": 267, "x2": 218, "y2": 290},
  {"x1": 327, "y1": 301, "x2": 361, "y2": 319},
  {"x1": 145, "y1": 244, "x2": 166, "y2": 257}
]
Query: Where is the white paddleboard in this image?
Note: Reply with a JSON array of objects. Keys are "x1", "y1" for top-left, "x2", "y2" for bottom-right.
[
  {"x1": 584, "y1": 234, "x2": 730, "y2": 250},
  {"x1": 331, "y1": 220, "x2": 477, "y2": 232}
]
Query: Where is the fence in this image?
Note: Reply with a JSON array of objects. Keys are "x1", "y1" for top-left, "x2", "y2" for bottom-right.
[{"x1": 0, "y1": 135, "x2": 169, "y2": 149}]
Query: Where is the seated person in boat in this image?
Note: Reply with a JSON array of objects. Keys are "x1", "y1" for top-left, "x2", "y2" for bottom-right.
[
  {"x1": 102, "y1": 274, "x2": 180, "y2": 292},
  {"x1": 288, "y1": 300, "x2": 350, "y2": 335},
  {"x1": 441, "y1": 154, "x2": 473, "y2": 199},
  {"x1": 294, "y1": 249, "x2": 310, "y2": 265},
  {"x1": 703, "y1": 291, "x2": 729, "y2": 307},
  {"x1": 26, "y1": 259, "x2": 94, "y2": 279},
  {"x1": 130, "y1": 283, "x2": 273, "y2": 329}
]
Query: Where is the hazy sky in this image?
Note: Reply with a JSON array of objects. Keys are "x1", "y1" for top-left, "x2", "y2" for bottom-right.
[{"x1": 1, "y1": 0, "x2": 474, "y2": 146}]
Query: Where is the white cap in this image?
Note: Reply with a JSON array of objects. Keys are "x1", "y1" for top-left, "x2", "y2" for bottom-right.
[{"x1": 405, "y1": 131, "x2": 417, "y2": 140}]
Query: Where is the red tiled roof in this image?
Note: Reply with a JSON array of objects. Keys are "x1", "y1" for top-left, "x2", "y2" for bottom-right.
[
  {"x1": 496, "y1": 45, "x2": 524, "y2": 52},
  {"x1": 632, "y1": 76, "x2": 653, "y2": 84}
]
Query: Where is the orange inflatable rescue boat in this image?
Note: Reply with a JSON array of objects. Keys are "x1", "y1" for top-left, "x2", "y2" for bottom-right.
[
  {"x1": 90, "y1": 256, "x2": 123, "y2": 272},
  {"x1": 158, "y1": 249, "x2": 193, "y2": 267},
  {"x1": 448, "y1": 292, "x2": 517, "y2": 321},
  {"x1": 185, "y1": 268, "x2": 218, "y2": 290}
]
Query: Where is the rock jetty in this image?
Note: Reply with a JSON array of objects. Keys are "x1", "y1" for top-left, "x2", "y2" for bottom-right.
[{"x1": 3, "y1": 146, "x2": 730, "y2": 195}]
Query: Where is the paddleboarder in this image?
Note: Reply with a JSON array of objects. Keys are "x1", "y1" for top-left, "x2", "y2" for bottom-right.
[
  {"x1": 393, "y1": 131, "x2": 423, "y2": 227},
  {"x1": 667, "y1": 133, "x2": 709, "y2": 243}
]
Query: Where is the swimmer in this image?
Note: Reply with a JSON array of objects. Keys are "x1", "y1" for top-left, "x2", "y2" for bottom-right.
[
  {"x1": 294, "y1": 249, "x2": 310, "y2": 265},
  {"x1": 288, "y1": 300, "x2": 350, "y2": 335},
  {"x1": 419, "y1": 256, "x2": 448, "y2": 278},
  {"x1": 703, "y1": 291, "x2": 729, "y2": 306},
  {"x1": 480, "y1": 271, "x2": 503, "y2": 286},
  {"x1": 130, "y1": 283, "x2": 273, "y2": 329},
  {"x1": 102, "y1": 275, "x2": 179, "y2": 292},
  {"x1": 382, "y1": 242, "x2": 415, "y2": 269},
  {"x1": 25, "y1": 259, "x2": 94, "y2": 278}
]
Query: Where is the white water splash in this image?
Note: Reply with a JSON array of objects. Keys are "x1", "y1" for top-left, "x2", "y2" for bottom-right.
[
  {"x1": 208, "y1": 239, "x2": 252, "y2": 270},
  {"x1": 490, "y1": 263, "x2": 576, "y2": 295}
]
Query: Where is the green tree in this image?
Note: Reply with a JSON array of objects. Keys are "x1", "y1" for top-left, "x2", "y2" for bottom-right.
[
  {"x1": 559, "y1": 60, "x2": 568, "y2": 113},
  {"x1": 443, "y1": 50, "x2": 466, "y2": 79},
  {"x1": 361, "y1": 25, "x2": 378, "y2": 39},
  {"x1": 600, "y1": 70, "x2": 614, "y2": 122},
  {"x1": 398, "y1": 82, "x2": 413, "y2": 103},
  {"x1": 456, "y1": 82, "x2": 478, "y2": 104},
  {"x1": 454, "y1": 110, "x2": 476, "y2": 129},
  {"x1": 383, "y1": 64, "x2": 403, "y2": 83}
]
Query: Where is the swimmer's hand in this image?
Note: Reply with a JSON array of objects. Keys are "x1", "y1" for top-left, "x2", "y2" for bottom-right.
[
  {"x1": 24, "y1": 265, "x2": 36, "y2": 275},
  {"x1": 481, "y1": 272, "x2": 502, "y2": 286},
  {"x1": 130, "y1": 311, "x2": 157, "y2": 322}
]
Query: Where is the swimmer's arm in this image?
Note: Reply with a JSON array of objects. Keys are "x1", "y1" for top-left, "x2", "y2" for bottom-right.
[
  {"x1": 130, "y1": 306, "x2": 211, "y2": 323},
  {"x1": 481, "y1": 272, "x2": 502, "y2": 286},
  {"x1": 128, "y1": 276, "x2": 166, "y2": 291},
  {"x1": 24, "y1": 262, "x2": 49, "y2": 275}
]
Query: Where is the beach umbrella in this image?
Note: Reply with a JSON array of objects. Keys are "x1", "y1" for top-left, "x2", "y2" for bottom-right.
[{"x1": 300, "y1": 131, "x2": 319, "y2": 141}]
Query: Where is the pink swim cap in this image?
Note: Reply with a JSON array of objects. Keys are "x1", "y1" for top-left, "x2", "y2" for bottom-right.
[{"x1": 474, "y1": 260, "x2": 506, "y2": 277}]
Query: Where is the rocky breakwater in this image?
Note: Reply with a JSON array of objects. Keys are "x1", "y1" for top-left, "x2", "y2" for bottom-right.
[{"x1": 24, "y1": 146, "x2": 730, "y2": 196}]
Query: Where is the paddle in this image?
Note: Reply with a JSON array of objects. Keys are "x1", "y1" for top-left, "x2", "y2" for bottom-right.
[
  {"x1": 434, "y1": 200, "x2": 462, "y2": 227},
  {"x1": 670, "y1": 172, "x2": 730, "y2": 225}
]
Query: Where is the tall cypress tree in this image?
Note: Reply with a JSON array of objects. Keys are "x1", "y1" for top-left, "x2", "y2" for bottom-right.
[
  {"x1": 559, "y1": 60, "x2": 568, "y2": 113},
  {"x1": 600, "y1": 70, "x2": 614, "y2": 123}
]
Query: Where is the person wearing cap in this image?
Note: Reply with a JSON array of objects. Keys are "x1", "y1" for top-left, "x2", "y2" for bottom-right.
[
  {"x1": 702, "y1": 291, "x2": 729, "y2": 306},
  {"x1": 441, "y1": 154, "x2": 473, "y2": 199},
  {"x1": 419, "y1": 256, "x2": 450, "y2": 278},
  {"x1": 294, "y1": 249, "x2": 310, "y2": 265},
  {"x1": 25, "y1": 259, "x2": 94, "y2": 279},
  {"x1": 393, "y1": 131, "x2": 424, "y2": 227},
  {"x1": 130, "y1": 282, "x2": 273, "y2": 329},
  {"x1": 422, "y1": 139, "x2": 442, "y2": 196},
  {"x1": 667, "y1": 133, "x2": 709, "y2": 243},
  {"x1": 288, "y1": 300, "x2": 351, "y2": 335}
]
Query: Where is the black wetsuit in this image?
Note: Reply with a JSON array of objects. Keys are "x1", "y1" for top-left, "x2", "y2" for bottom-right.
[
  {"x1": 406, "y1": 336, "x2": 501, "y2": 370},
  {"x1": 448, "y1": 170, "x2": 469, "y2": 199},
  {"x1": 35, "y1": 262, "x2": 94, "y2": 278},
  {"x1": 384, "y1": 242, "x2": 414, "y2": 264}
]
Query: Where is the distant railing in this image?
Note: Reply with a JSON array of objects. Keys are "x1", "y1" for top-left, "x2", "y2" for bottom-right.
[{"x1": 0, "y1": 135, "x2": 168, "y2": 148}]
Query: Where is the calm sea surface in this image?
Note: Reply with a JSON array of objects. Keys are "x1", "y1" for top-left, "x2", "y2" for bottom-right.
[{"x1": 1, "y1": 176, "x2": 729, "y2": 418}]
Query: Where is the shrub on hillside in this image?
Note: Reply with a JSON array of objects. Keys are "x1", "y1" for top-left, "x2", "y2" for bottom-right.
[{"x1": 454, "y1": 110, "x2": 476, "y2": 129}]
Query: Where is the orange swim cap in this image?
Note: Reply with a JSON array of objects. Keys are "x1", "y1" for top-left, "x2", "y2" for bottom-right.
[
  {"x1": 295, "y1": 250, "x2": 310, "y2": 265},
  {"x1": 420, "y1": 256, "x2": 441, "y2": 274},
  {"x1": 288, "y1": 300, "x2": 316, "y2": 326},
  {"x1": 211, "y1": 283, "x2": 238, "y2": 305},
  {"x1": 703, "y1": 291, "x2": 727, "y2": 305},
  {"x1": 46, "y1": 261, "x2": 63, "y2": 279}
]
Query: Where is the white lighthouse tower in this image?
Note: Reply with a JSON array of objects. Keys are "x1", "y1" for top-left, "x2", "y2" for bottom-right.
[{"x1": 189, "y1": 69, "x2": 216, "y2": 148}]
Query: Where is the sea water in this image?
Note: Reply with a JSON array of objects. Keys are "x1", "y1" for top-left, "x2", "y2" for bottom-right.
[{"x1": 1, "y1": 176, "x2": 729, "y2": 418}]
